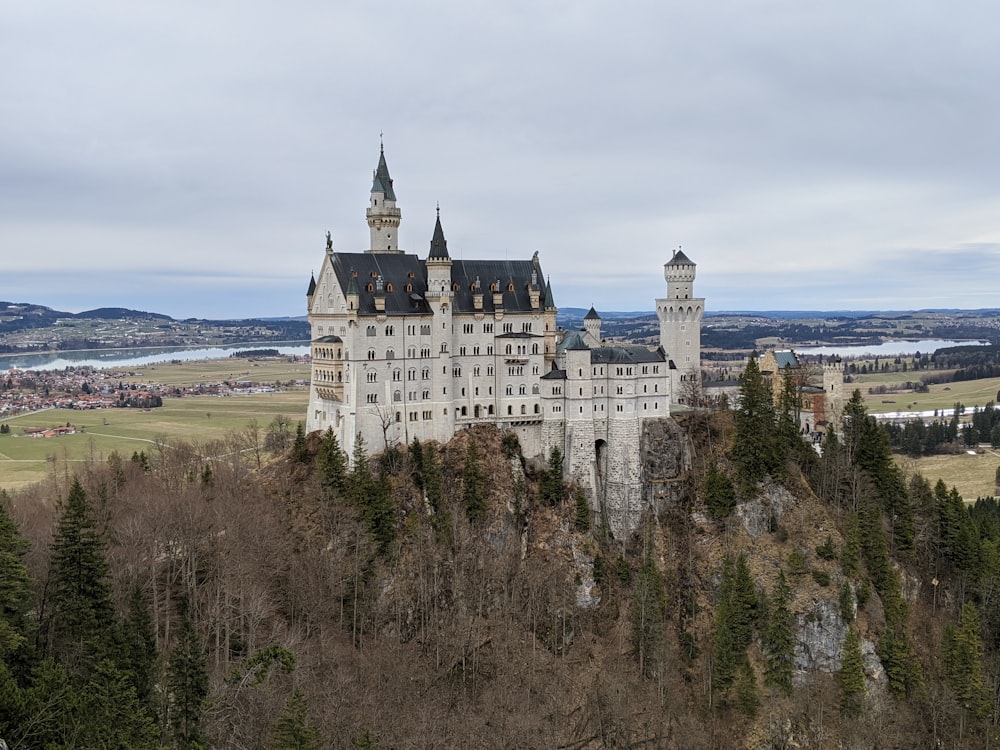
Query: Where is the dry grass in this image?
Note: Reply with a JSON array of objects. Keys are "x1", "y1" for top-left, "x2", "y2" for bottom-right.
[{"x1": 895, "y1": 450, "x2": 1000, "y2": 502}]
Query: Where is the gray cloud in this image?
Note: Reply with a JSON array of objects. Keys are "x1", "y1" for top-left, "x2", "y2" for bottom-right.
[{"x1": 3, "y1": 0, "x2": 1000, "y2": 317}]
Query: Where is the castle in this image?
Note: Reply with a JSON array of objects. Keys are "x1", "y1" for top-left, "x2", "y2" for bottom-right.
[{"x1": 306, "y1": 146, "x2": 703, "y2": 533}]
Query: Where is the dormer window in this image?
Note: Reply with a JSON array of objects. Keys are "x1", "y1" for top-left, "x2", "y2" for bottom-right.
[
  {"x1": 386, "y1": 282, "x2": 393, "y2": 292},
  {"x1": 406, "y1": 283, "x2": 413, "y2": 292},
  {"x1": 452, "y1": 282, "x2": 460, "y2": 292},
  {"x1": 507, "y1": 282, "x2": 515, "y2": 292},
  {"x1": 367, "y1": 283, "x2": 374, "y2": 292}
]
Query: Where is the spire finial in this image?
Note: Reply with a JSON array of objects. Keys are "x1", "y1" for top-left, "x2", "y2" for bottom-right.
[
  {"x1": 380, "y1": 131, "x2": 384, "y2": 152},
  {"x1": 436, "y1": 201, "x2": 440, "y2": 219}
]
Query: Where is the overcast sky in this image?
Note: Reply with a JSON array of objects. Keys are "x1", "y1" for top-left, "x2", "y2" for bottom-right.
[{"x1": 4, "y1": 1, "x2": 1000, "y2": 319}]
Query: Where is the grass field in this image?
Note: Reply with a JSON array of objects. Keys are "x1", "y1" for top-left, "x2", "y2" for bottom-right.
[
  {"x1": 0, "y1": 358, "x2": 311, "y2": 490},
  {"x1": 860, "y1": 374, "x2": 1000, "y2": 415},
  {"x1": 895, "y1": 450, "x2": 1000, "y2": 502}
]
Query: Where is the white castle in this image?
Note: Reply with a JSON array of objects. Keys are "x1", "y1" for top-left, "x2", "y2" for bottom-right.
[{"x1": 306, "y1": 146, "x2": 703, "y2": 532}]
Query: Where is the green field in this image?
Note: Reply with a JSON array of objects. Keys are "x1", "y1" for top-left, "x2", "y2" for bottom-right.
[
  {"x1": 0, "y1": 358, "x2": 311, "y2": 490},
  {"x1": 896, "y1": 450, "x2": 1000, "y2": 502},
  {"x1": 860, "y1": 374, "x2": 1000, "y2": 415}
]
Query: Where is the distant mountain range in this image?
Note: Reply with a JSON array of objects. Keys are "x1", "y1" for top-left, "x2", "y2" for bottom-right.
[{"x1": 0, "y1": 301, "x2": 305, "y2": 330}]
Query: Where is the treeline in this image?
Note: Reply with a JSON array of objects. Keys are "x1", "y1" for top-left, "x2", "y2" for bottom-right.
[{"x1": 883, "y1": 403, "x2": 1000, "y2": 455}]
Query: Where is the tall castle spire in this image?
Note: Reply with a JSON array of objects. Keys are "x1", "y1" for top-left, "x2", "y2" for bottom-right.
[{"x1": 366, "y1": 140, "x2": 402, "y2": 253}]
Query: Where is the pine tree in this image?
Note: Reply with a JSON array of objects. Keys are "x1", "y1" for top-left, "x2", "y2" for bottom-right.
[
  {"x1": 79, "y1": 659, "x2": 158, "y2": 749},
  {"x1": 318, "y1": 428, "x2": 348, "y2": 493},
  {"x1": 733, "y1": 355, "x2": 777, "y2": 488},
  {"x1": 463, "y1": 441, "x2": 487, "y2": 523},
  {"x1": 540, "y1": 446, "x2": 565, "y2": 505},
  {"x1": 0, "y1": 497, "x2": 32, "y2": 667},
  {"x1": 168, "y1": 613, "x2": 209, "y2": 750},
  {"x1": 763, "y1": 571, "x2": 794, "y2": 694},
  {"x1": 837, "y1": 626, "x2": 865, "y2": 716},
  {"x1": 704, "y1": 460, "x2": 736, "y2": 520},
  {"x1": 573, "y1": 486, "x2": 592, "y2": 532},
  {"x1": 272, "y1": 688, "x2": 324, "y2": 750},
  {"x1": 943, "y1": 601, "x2": 990, "y2": 717},
  {"x1": 712, "y1": 555, "x2": 758, "y2": 693},
  {"x1": 114, "y1": 585, "x2": 158, "y2": 712},
  {"x1": 45, "y1": 478, "x2": 115, "y2": 677},
  {"x1": 348, "y1": 433, "x2": 373, "y2": 507},
  {"x1": 292, "y1": 422, "x2": 309, "y2": 463}
]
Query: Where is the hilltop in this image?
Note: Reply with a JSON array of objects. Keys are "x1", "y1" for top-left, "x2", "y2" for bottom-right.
[{"x1": 2, "y1": 388, "x2": 999, "y2": 746}]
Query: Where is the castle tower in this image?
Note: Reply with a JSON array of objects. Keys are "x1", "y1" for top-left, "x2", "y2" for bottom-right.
[
  {"x1": 425, "y1": 208, "x2": 455, "y2": 441},
  {"x1": 583, "y1": 307, "x2": 602, "y2": 346},
  {"x1": 656, "y1": 248, "x2": 704, "y2": 404},
  {"x1": 366, "y1": 143, "x2": 402, "y2": 253}
]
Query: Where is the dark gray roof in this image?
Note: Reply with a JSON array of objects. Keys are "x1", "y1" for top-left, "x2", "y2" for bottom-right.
[
  {"x1": 371, "y1": 147, "x2": 396, "y2": 201},
  {"x1": 666, "y1": 250, "x2": 695, "y2": 266},
  {"x1": 332, "y1": 252, "x2": 432, "y2": 316},
  {"x1": 544, "y1": 278, "x2": 555, "y2": 309},
  {"x1": 314, "y1": 335, "x2": 343, "y2": 343},
  {"x1": 449, "y1": 257, "x2": 546, "y2": 314},
  {"x1": 541, "y1": 368, "x2": 567, "y2": 380},
  {"x1": 584, "y1": 306, "x2": 601, "y2": 320},
  {"x1": 590, "y1": 345, "x2": 666, "y2": 365},
  {"x1": 558, "y1": 331, "x2": 590, "y2": 351},
  {"x1": 306, "y1": 273, "x2": 316, "y2": 296},
  {"x1": 331, "y1": 251, "x2": 551, "y2": 316}
]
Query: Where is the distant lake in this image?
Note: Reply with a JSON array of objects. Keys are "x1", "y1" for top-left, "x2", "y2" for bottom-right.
[
  {"x1": 0, "y1": 342, "x2": 311, "y2": 372},
  {"x1": 796, "y1": 339, "x2": 990, "y2": 357}
]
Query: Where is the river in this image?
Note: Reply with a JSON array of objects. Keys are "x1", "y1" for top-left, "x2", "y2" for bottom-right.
[
  {"x1": 0, "y1": 342, "x2": 311, "y2": 372},
  {"x1": 794, "y1": 339, "x2": 989, "y2": 358}
]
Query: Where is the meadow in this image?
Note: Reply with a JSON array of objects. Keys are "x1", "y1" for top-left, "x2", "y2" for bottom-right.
[{"x1": 0, "y1": 358, "x2": 311, "y2": 490}]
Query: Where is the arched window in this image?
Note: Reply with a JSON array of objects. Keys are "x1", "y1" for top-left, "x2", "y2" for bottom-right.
[
  {"x1": 393, "y1": 390, "x2": 401, "y2": 402},
  {"x1": 386, "y1": 348, "x2": 395, "y2": 360},
  {"x1": 367, "y1": 349, "x2": 376, "y2": 361}
]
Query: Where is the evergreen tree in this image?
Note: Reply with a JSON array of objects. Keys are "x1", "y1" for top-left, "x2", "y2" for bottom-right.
[
  {"x1": 168, "y1": 613, "x2": 209, "y2": 750},
  {"x1": 318, "y1": 428, "x2": 348, "y2": 493},
  {"x1": 877, "y1": 625, "x2": 922, "y2": 698},
  {"x1": 837, "y1": 626, "x2": 865, "y2": 716},
  {"x1": 733, "y1": 356, "x2": 777, "y2": 488},
  {"x1": 573, "y1": 486, "x2": 592, "y2": 532},
  {"x1": 712, "y1": 555, "x2": 758, "y2": 693},
  {"x1": 0, "y1": 497, "x2": 32, "y2": 668},
  {"x1": 114, "y1": 584, "x2": 158, "y2": 712},
  {"x1": 540, "y1": 446, "x2": 565, "y2": 505},
  {"x1": 348, "y1": 433, "x2": 373, "y2": 507},
  {"x1": 704, "y1": 460, "x2": 736, "y2": 520},
  {"x1": 763, "y1": 571, "x2": 794, "y2": 694},
  {"x1": 364, "y1": 467, "x2": 396, "y2": 556},
  {"x1": 292, "y1": 422, "x2": 309, "y2": 463},
  {"x1": 463, "y1": 441, "x2": 487, "y2": 523},
  {"x1": 272, "y1": 687, "x2": 324, "y2": 750},
  {"x1": 45, "y1": 478, "x2": 115, "y2": 677},
  {"x1": 79, "y1": 659, "x2": 159, "y2": 749},
  {"x1": 943, "y1": 601, "x2": 990, "y2": 717}
]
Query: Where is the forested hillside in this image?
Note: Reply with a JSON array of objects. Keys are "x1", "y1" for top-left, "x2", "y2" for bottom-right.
[{"x1": 2, "y1": 368, "x2": 1000, "y2": 747}]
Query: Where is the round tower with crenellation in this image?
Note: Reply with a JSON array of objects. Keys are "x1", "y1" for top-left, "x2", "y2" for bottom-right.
[{"x1": 656, "y1": 248, "x2": 704, "y2": 405}]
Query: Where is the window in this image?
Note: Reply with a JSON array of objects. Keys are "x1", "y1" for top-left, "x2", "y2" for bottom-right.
[
  {"x1": 463, "y1": 323, "x2": 474, "y2": 334},
  {"x1": 366, "y1": 393, "x2": 378, "y2": 403},
  {"x1": 503, "y1": 322, "x2": 513, "y2": 333},
  {"x1": 422, "y1": 390, "x2": 430, "y2": 400},
  {"x1": 421, "y1": 348, "x2": 431, "y2": 358},
  {"x1": 484, "y1": 323, "x2": 493, "y2": 333},
  {"x1": 407, "y1": 368, "x2": 416, "y2": 381},
  {"x1": 392, "y1": 369, "x2": 401, "y2": 381},
  {"x1": 532, "y1": 343, "x2": 539, "y2": 354},
  {"x1": 367, "y1": 371, "x2": 377, "y2": 383},
  {"x1": 487, "y1": 365, "x2": 494, "y2": 376},
  {"x1": 367, "y1": 349, "x2": 376, "y2": 361},
  {"x1": 473, "y1": 366, "x2": 480, "y2": 376},
  {"x1": 393, "y1": 390, "x2": 401, "y2": 402},
  {"x1": 386, "y1": 348, "x2": 394, "y2": 359},
  {"x1": 506, "y1": 385, "x2": 513, "y2": 396},
  {"x1": 518, "y1": 385, "x2": 526, "y2": 395},
  {"x1": 385, "y1": 325, "x2": 394, "y2": 336},
  {"x1": 407, "y1": 346, "x2": 416, "y2": 358},
  {"x1": 421, "y1": 368, "x2": 430, "y2": 379},
  {"x1": 453, "y1": 366, "x2": 462, "y2": 377},
  {"x1": 420, "y1": 325, "x2": 431, "y2": 335},
  {"x1": 459, "y1": 346, "x2": 466, "y2": 356},
  {"x1": 367, "y1": 325, "x2": 376, "y2": 336},
  {"x1": 473, "y1": 345, "x2": 480, "y2": 355},
  {"x1": 487, "y1": 345, "x2": 493, "y2": 355},
  {"x1": 522, "y1": 322, "x2": 532, "y2": 332}
]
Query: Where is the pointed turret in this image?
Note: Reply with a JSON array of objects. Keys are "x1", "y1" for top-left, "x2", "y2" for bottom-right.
[
  {"x1": 371, "y1": 145, "x2": 396, "y2": 201},
  {"x1": 544, "y1": 277, "x2": 555, "y2": 309},
  {"x1": 583, "y1": 307, "x2": 602, "y2": 345},
  {"x1": 366, "y1": 142, "x2": 402, "y2": 253},
  {"x1": 306, "y1": 273, "x2": 316, "y2": 297},
  {"x1": 428, "y1": 206, "x2": 450, "y2": 260}
]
